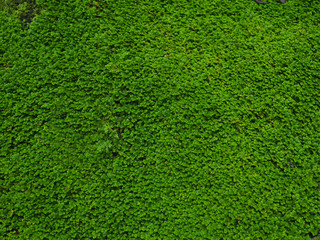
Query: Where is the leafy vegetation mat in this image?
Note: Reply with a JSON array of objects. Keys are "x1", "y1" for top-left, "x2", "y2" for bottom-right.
[{"x1": 1, "y1": 0, "x2": 320, "y2": 239}]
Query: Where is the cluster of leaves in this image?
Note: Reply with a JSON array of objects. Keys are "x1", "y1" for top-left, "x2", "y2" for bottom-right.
[
  {"x1": 0, "y1": 0, "x2": 44, "y2": 28},
  {"x1": 1, "y1": 0, "x2": 320, "y2": 239}
]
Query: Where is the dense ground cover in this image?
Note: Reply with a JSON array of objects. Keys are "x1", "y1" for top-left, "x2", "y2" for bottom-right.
[{"x1": 1, "y1": 0, "x2": 320, "y2": 239}]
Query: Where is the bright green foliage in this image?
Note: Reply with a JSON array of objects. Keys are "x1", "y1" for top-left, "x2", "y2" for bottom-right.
[{"x1": 1, "y1": 0, "x2": 320, "y2": 239}]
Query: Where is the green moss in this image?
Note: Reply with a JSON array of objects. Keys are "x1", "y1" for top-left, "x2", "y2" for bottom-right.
[
  {"x1": 0, "y1": 0, "x2": 44, "y2": 28},
  {"x1": 1, "y1": 0, "x2": 320, "y2": 239}
]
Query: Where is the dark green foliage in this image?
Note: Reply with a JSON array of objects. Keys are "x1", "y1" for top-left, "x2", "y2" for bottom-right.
[
  {"x1": 0, "y1": 0, "x2": 44, "y2": 28},
  {"x1": 1, "y1": 0, "x2": 320, "y2": 239}
]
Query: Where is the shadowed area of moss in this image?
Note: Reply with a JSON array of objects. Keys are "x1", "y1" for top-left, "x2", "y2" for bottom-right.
[{"x1": 0, "y1": 0, "x2": 44, "y2": 28}]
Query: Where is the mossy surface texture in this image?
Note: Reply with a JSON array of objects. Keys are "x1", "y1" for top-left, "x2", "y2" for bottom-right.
[{"x1": 1, "y1": 0, "x2": 320, "y2": 239}]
